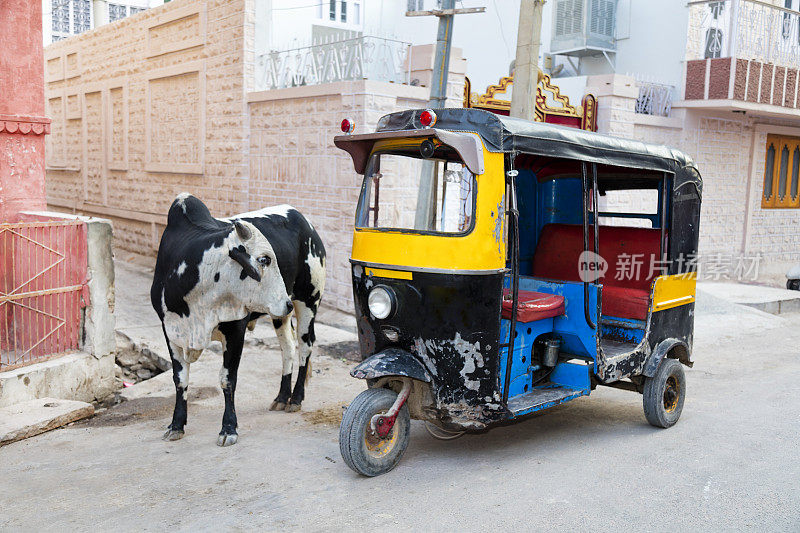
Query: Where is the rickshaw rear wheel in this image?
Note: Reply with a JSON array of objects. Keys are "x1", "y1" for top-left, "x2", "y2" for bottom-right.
[
  {"x1": 339, "y1": 387, "x2": 410, "y2": 477},
  {"x1": 642, "y1": 358, "x2": 685, "y2": 428}
]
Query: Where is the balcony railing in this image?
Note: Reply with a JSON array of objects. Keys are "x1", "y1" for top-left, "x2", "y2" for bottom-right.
[
  {"x1": 255, "y1": 36, "x2": 412, "y2": 91},
  {"x1": 688, "y1": 0, "x2": 800, "y2": 68},
  {"x1": 634, "y1": 78, "x2": 675, "y2": 117}
]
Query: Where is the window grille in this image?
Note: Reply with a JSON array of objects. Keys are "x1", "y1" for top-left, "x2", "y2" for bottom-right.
[{"x1": 109, "y1": 4, "x2": 128, "y2": 22}]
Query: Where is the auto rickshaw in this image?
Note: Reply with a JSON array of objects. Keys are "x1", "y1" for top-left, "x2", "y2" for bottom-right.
[{"x1": 334, "y1": 108, "x2": 702, "y2": 477}]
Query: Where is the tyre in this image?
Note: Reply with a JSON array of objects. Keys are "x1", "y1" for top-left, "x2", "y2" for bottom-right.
[
  {"x1": 339, "y1": 387, "x2": 410, "y2": 477},
  {"x1": 787, "y1": 279, "x2": 800, "y2": 291},
  {"x1": 642, "y1": 358, "x2": 686, "y2": 428}
]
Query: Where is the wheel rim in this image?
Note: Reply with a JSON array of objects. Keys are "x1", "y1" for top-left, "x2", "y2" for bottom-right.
[
  {"x1": 364, "y1": 411, "x2": 401, "y2": 459},
  {"x1": 663, "y1": 375, "x2": 680, "y2": 413}
]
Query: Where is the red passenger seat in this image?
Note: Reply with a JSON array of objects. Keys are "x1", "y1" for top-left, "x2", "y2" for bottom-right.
[
  {"x1": 501, "y1": 289, "x2": 565, "y2": 322},
  {"x1": 531, "y1": 224, "x2": 661, "y2": 320}
]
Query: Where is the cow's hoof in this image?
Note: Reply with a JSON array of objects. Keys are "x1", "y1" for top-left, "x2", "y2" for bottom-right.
[
  {"x1": 217, "y1": 433, "x2": 238, "y2": 447},
  {"x1": 285, "y1": 402, "x2": 301, "y2": 413},
  {"x1": 162, "y1": 428, "x2": 185, "y2": 441},
  {"x1": 269, "y1": 400, "x2": 286, "y2": 411}
]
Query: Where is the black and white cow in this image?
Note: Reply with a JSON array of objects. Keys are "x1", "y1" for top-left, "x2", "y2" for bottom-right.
[{"x1": 150, "y1": 193, "x2": 326, "y2": 446}]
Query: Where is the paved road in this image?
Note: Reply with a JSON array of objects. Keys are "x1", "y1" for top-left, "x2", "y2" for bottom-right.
[{"x1": 2, "y1": 292, "x2": 799, "y2": 531}]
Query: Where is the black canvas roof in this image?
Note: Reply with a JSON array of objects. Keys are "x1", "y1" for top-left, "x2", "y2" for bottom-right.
[{"x1": 376, "y1": 108, "x2": 701, "y2": 192}]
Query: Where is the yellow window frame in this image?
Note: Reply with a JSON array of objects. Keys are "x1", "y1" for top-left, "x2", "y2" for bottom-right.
[
  {"x1": 762, "y1": 134, "x2": 800, "y2": 209},
  {"x1": 351, "y1": 135, "x2": 507, "y2": 272}
]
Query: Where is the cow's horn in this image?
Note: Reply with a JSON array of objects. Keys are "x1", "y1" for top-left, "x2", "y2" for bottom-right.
[{"x1": 233, "y1": 220, "x2": 252, "y2": 241}]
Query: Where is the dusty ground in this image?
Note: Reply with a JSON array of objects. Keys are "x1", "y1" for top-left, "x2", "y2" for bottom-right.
[{"x1": 1, "y1": 285, "x2": 799, "y2": 531}]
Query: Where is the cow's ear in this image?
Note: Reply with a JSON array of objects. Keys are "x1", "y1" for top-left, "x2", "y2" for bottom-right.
[
  {"x1": 228, "y1": 246, "x2": 261, "y2": 282},
  {"x1": 233, "y1": 220, "x2": 252, "y2": 241}
]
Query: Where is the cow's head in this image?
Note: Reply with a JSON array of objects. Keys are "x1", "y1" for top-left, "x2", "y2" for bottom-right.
[{"x1": 228, "y1": 220, "x2": 293, "y2": 317}]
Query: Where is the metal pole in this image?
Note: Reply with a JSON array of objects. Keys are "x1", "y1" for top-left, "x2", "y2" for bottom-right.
[
  {"x1": 429, "y1": 0, "x2": 456, "y2": 107},
  {"x1": 415, "y1": 0, "x2": 456, "y2": 230},
  {"x1": 581, "y1": 162, "x2": 596, "y2": 330}
]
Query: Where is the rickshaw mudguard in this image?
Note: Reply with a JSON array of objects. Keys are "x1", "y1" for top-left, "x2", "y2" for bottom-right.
[
  {"x1": 350, "y1": 348, "x2": 432, "y2": 383},
  {"x1": 642, "y1": 338, "x2": 693, "y2": 377}
]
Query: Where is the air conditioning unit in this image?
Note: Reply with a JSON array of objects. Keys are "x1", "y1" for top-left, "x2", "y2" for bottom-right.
[{"x1": 550, "y1": 0, "x2": 617, "y2": 57}]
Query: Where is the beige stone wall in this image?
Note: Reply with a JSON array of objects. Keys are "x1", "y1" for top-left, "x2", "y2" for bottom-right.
[
  {"x1": 247, "y1": 81, "x2": 429, "y2": 311},
  {"x1": 44, "y1": 0, "x2": 253, "y2": 257}
]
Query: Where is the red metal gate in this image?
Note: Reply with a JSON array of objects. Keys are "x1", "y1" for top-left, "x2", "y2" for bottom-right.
[{"x1": 0, "y1": 220, "x2": 88, "y2": 371}]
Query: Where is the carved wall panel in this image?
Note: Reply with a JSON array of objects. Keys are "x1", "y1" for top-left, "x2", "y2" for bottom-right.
[
  {"x1": 45, "y1": 94, "x2": 65, "y2": 167},
  {"x1": 107, "y1": 84, "x2": 128, "y2": 170},
  {"x1": 45, "y1": 55, "x2": 64, "y2": 83},
  {"x1": 65, "y1": 51, "x2": 81, "y2": 79},
  {"x1": 66, "y1": 93, "x2": 80, "y2": 119},
  {"x1": 83, "y1": 90, "x2": 105, "y2": 203},
  {"x1": 146, "y1": 3, "x2": 206, "y2": 58},
  {"x1": 145, "y1": 62, "x2": 205, "y2": 174}
]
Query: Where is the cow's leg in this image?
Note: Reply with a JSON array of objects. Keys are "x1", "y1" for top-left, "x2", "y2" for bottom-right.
[
  {"x1": 269, "y1": 312, "x2": 296, "y2": 411},
  {"x1": 162, "y1": 325, "x2": 190, "y2": 441},
  {"x1": 287, "y1": 300, "x2": 319, "y2": 412},
  {"x1": 216, "y1": 318, "x2": 247, "y2": 446}
]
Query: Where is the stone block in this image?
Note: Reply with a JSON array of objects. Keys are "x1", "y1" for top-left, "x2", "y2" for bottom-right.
[{"x1": 0, "y1": 398, "x2": 94, "y2": 446}]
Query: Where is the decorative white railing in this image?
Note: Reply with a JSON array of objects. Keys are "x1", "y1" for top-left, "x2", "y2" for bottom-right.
[
  {"x1": 688, "y1": 0, "x2": 800, "y2": 68},
  {"x1": 255, "y1": 36, "x2": 412, "y2": 91},
  {"x1": 633, "y1": 77, "x2": 675, "y2": 117}
]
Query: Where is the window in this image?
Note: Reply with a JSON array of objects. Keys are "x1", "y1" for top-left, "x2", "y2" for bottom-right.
[
  {"x1": 356, "y1": 152, "x2": 475, "y2": 234},
  {"x1": 763, "y1": 134, "x2": 800, "y2": 208},
  {"x1": 109, "y1": 4, "x2": 128, "y2": 22},
  {"x1": 329, "y1": 0, "x2": 336, "y2": 21},
  {"x1": 340, "y1": 0, "x2": 347, "y2": 22},
  {"x1": 52, "y1": 0, "x2": 93, "y2": 40},
  {"x1": 353, "y1": 2, "x2": 360, "y2": 24},
  {"x1": 598, "y1": 189, "x2": 660, "y2": 228},
  {"x1": 72, "y1": 0, "x2": 91, "y2": 33}
]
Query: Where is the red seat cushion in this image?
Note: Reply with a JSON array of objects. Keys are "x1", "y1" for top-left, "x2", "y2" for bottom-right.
[
  {"x1": 502, "y1": 289, "x2": 565, "y2": 322},
  {"x1": 601, "y1": 286, "x2": 650, "y2": 320},
  {"x1": 531, "y1": 224, "x2": 661, "y2": 320}
]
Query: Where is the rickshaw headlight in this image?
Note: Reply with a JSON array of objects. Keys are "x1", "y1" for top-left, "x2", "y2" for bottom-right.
[{"x1": 368, "y1": 286, "x2": 395, "y2": 319}]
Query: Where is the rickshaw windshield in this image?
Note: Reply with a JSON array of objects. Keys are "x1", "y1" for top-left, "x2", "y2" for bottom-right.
[{"x1": 355, "y1": 150, "x2": 476, "y2": 235}]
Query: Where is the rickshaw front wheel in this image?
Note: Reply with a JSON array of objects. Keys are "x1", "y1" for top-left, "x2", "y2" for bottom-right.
[
  {"x1": 642, "y1": 358, "x2": 686, "y2": 428},
  {"x1": 339, "y1": 387, "x2": 411, "y2": 477}
]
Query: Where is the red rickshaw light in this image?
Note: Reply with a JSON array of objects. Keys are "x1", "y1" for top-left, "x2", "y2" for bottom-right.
[
  {"x1": 419, "y1": 109, "x2": 437, "y2": 127},
  {"x1": 341, "y1": 118, "x2": 355, "y2": 134}
]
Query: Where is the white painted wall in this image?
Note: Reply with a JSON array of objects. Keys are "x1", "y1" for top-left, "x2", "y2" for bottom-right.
[
  {"x1": 264, "y1": 0, "x2": 521, "y2": 93},
  {"x1": 539, "y1": 0, "x2": 690, "y2": 99}
]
